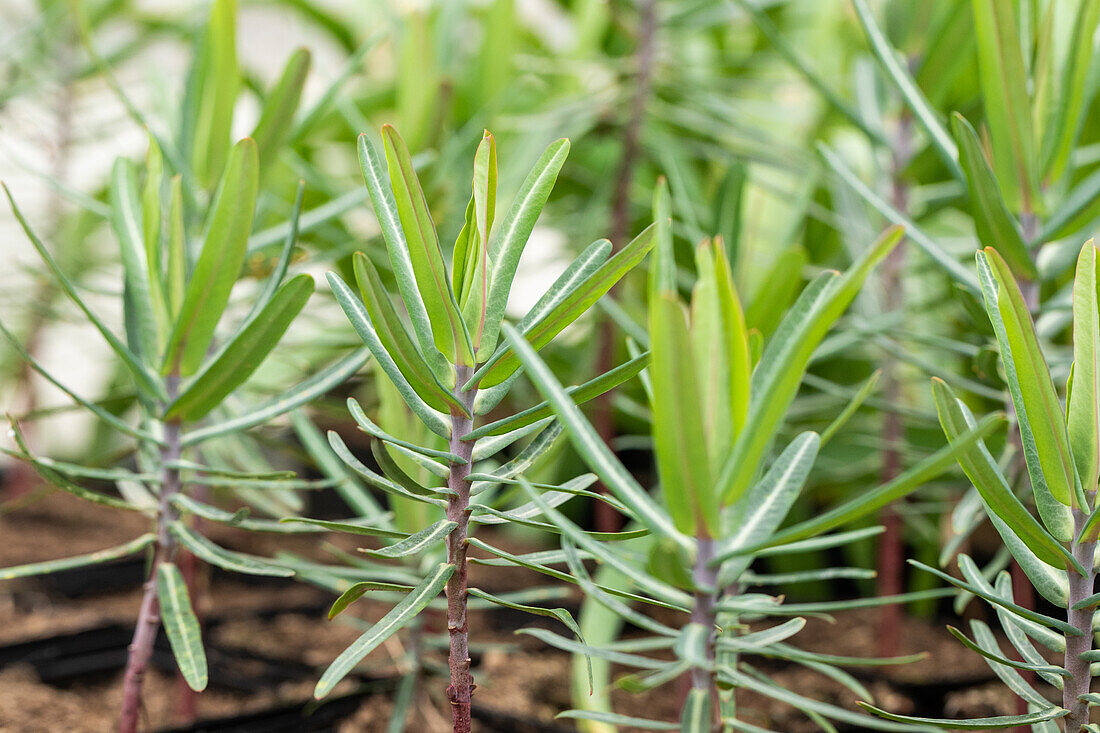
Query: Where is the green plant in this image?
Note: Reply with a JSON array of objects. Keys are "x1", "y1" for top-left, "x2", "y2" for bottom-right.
[
  {"x1": 502, "y1": 206, "x2": 1002, "y2": 730},
  {"x1": 863, "y1": 240, "x2": 1100, "y2": 732},
  {"x1": 302, "y1": 125, "x2": 656, "y2": 732}
]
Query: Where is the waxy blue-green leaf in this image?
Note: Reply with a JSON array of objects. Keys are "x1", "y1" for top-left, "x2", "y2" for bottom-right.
[
  {"x1": 327, "y1": 431, "x2": 448, "y2": 508},
  {"x1": 951, "y1": 113, "x2": 1036, "y2": 279},
  {"x1": 679, "y1": 688, "x2": 711, "y2": 733},
  {"x1": 352, "y1": 252, "x2": 463, "y2": 414},
  {"x1": 315, "y1": 562, "x2": 453, "y2": 698},
  {"x1": 183, "y1": 349, "x2": 370, "y2": 446},
  {"x1": 166, "y1": 176, "x2": 185, "y2": 319},
  {"x1": 359, "y1": 519, "x2": 456, "y2": 559},
  {"x1": 357, "y1": 133, "x2": 450, "y2": 384},
  {"x1": 157, "y1": 562, "x2": 208, "y2": 691},
  {"x1": 931, "y1": 378, "x2": 1075, "y2": 570},
  {"x1": 479, "y1": 138, "x2": 570, "y2": 356},
  {"x1": 165, "y1": 274, "x2": 313, "y2": 421},
  {"x1": 327, "y1": 272, "x2": 450, "y2": 438},
  {"x1": 381, "y1": 124, "x2": 474, "y2": 365},
  {"x1": 459, "y1": 130, "x2": 496, "y2": 352},
  {"x1": 651, "y1": 294, "x2": 714, "y2": 536},
  {"x1": 4, "y1": 184, "x2": 164, "y2": 399},
  {"x1": 289, "y1": 409, "x2": 386, "y2": 519},
  {"x1": 503, "y1": 324, "x2": 690, "y2": 549},
  {"x1": 163, "y1": 138, "x2": 259, "y2": 377},
  {"x1": 717, "y1": 226, "x2": 903, "y2": 505},
  {"x1": 971, "y1": 0, "x2": 1039, "y2": 213},
  {"x1": 858, "y1": 702, "x2": 1067, "y2": 730},
  {"x1": 250, "y1": 48, "x2": 310, "y2": 169},
  {"x1": 819, "y1": 370, "x2": 880, "y2": 447},
  {"x1": 0, "y1": 534, "x2": 154, "y2": 580},
  {"x1": 110, "y1": 158, "x2": 160, "y2": 363},
  {"x1": 190, "y1": 0, "x2": 239, "y2": 188},
  {"x1": 648, "y1": 177, "x2": 675, "y2": 301},
  {"x1": 475, "y1": 224, "x2": 656, "y2": 388},
  {"x1": 346, "y1": 397, "x2": 462, "y2": 462},
  {"x1": 462, "y1": 351, "x2": 650, "y2": 440},
  {"x1": 1068, "y1": 240, "x2": 1100, "y2": 497},
  {"x1": 1039, "y1": 167, "x2": 1100, "y2": 244},
  {"x1": 279, "y1": 517, "x2": 407, "y2": 539},
  {"x1": 169, "y1": 522, "x2": 294, "y2": 577},
  {"x1": 328, "y1": 581, "x2": 414, "y2": 620},
  {"x1": 1041, "y1": 0, "x2": 1100, "y2": 179},
  {"x1": 977, "y1": 248, "x2": 1077, "y2": 534},
  {"x1": 947, "y1": 622, "x2": 1069, "y2": 678},
  {"x1": 140, "y1": 137, "x2": 166, "y2": 339}
]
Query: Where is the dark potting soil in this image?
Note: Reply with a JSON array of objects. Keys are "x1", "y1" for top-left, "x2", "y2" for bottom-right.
[{"x1": 0, "y1": 490, "x2": 1049, "y2": 732}]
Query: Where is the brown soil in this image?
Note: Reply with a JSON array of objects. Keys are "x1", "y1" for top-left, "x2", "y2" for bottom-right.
[{"x1": 0, "y1": 489, "x2": 1051, "y2": 732}]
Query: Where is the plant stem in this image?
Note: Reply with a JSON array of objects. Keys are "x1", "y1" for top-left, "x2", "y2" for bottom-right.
[
  {"x1": 1064, "y1": 510, "x2": 1095, "y2": 733},
  {"x1": 445, "y1": 365, "x2": 477, "y2": 733},
  {"x1": 118, "y1": 376, "x2": 181, "y2": 733},
  {"x1": 691, "y1": 536, "x2": 719, "y2": 730}
]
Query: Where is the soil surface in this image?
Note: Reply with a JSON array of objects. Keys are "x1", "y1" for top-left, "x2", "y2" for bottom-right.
[{"x1": 0, "y1": 489, "x2": 1066, "y2": 732}]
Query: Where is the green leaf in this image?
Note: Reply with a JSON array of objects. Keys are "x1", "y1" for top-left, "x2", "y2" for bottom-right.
[
  {"x1": 971, "y1": 0, "x2": 1039, "y2": 213},
  {"x1": 649, "y1": 176, "x2": 676, "y2": 302},
  {"x1": 191, "y1": 0, "x2": 239, "y2": 188},
  {"x1": 679, "y1": 688, "x2": 711, "y2": 733},
  {"x1": 461, "y1": 131, "x2": 496, "y2": 351},
  {"x1": 3, "y1": 184, "x2": 164, "y2": 399},
  {"x1": 558, "y1": 711, "x2": 675, "y2": 730},
  {"x1": 0, "y1": 534, "x2": 155, "y2": 580},
  {"x1": 157, "y1": 562, "x2": 208, "y2": 691},
  {"x1": 1038, "y1": 166, "x2": 1100, "y2": 243},
  {"x1": 977, "y1": 248, "x2": 1078, "y2": 531},
  {"x1": 476, "y1": 224, "x2": 656, "y2": 388},
  {"x1": 328, "y1": 581, "x2": 414, "y2": 619},
  {"x1": 352, "y1": 252, "x2": 463, "y2": 414},
  {"x1": 166, "y1": 176, "x2": 185, "y2": 319},
  {"x1": 278, "y1": 517, "x2": 407, "y2": 539},
  {"x1": 165, "y1": 273, "x2": 313, "y2": 421},
  {"x1": 502, "y1": 323, "x2": 691, "y2": 549},
  {"x1": 251, "y1": 48, "x2": 310, "y2": 169},
  {"x1": 289, "y1": 409, "x2": 386, "y2": 519},
  {"x1": 931, "y1": 378, "x2": 1075, "y2": 569},
  {"x1": 357, "y1": 133, "x2": 449, "y2": 384},
  {"x1": 819, "y1": 370, "x2": 879, "y2": 447},
  {"x1": 717, "y1": 226, "x2": 903, "y2": 505},
  {"x1": 109, "y1": 158, "x2": 160, "y2": 363},
  {"x1": 951, "y1": 113, "x2": 1036, "y2": 279},
  {"x1": 1069, "y1": 240, "x2": 1100, "y2": 499},
  {"x1": 327, "y1": 431, "x2": 448, "y2": 508},
  {"x1": 169, "y1": 522, "x2": 294, "y2": 577},
  {"x1": 359, "y1": 520, "x2": 456, "y2": 559},
  {"x1": 969, "y1": 615, "x2": 1061, "y2": 706},
  {"x1": 163, "y1": 138, "x2": 259, "y2": 377},
  {"x1": 468, "y1": 587, "x2": 590, "y2": 690},
  {"x1": 1043, "y1": 1, "x2": 1100, "y2": 179},
  {"x1": 651, "y1": 294, "x2": 714, "y2": 536},
  {"x1": 315, "y1": 562, "x2": 454, "y2": 698},
  {"x1": 850, "y1": 0, "x2": 963, "y2": 182},
  {"x1": 946, "y1": 622, "x2": 1069, "y2": 677},
  {"x1": 183, "y1": 349, "x2": 370, "y2": 446},
  {"x1": 857, "y1": 702, "x2": 1067, "y2": 729},
  {"x1": 462, "y1": 351, "x2": 649, "y2": 440},
  {"x1": 381, "y1": 125, "x2": 473, "y2": 365},
  {"x1": 346, "y1": 397, "x2": 463, "y2": 463},
  {"x1": 327, "y1": 272, "x2": 451, "y2": 438},
  {"x1": 739, "y1": 413, "x2": 1003, "y2": 555},
  {"x1": 479, "y1": 138, "x2": 570, "y2": 356}
]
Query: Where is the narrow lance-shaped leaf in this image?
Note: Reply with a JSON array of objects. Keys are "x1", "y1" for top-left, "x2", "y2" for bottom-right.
[
  {"x1": 1068, "y1": 240, "x2": 1100, "y2": 498},
  {"x1": 648, "y1": 176, "x2": 675, "y2": 302},
  {"x1": 111, "y1": 158, "x2": 160, "y2": 364},
  {"x1": 474, "y1": 224, "x2": 657, "y2": 388},
  {"x1": 165, "y1": 273, "x2": 314, "y2": 421},
  {"x1": 717, "y1": 226, "x2": 903, "y2": 505},
  {"x1": 951, "y1": 113, "x2": 1036, "y2": 279},
  {"x1": 463, "y1": 130, "x2": 496, "y2": 352},
  {"x1": 191, "y1": 0, "x2": 239, "y2": 188},
  {"x1": 977, "y1": 248, "x2": 1077, "y2": 535},
  {"x1": 479, "y1": 138, "x2": 570, "y2": 356},
  {"x1": 971, "y1": 0, "x2": 1039, "y2": 213},
  {"x1": 353, "y1": 252, "x2": 463, "y2": 414},
  {"x1": 932, "y1": 378, "x2": 1076, "y2": 570},
  {"x1": 157, "y1": 562, "x2": 208, "y2": 691},
  {"x1": 857, "y1": 702, "x2": 1067, "y2": 730},
  {"x1": 163, "y1": 138, "x2": 259, "y2": 377},
  {"x1": 251, "y1": 48, "x2": 310, "y2": 169},
  {"x1": 315, "y1": 562, "x2": 454, "y2": 698},
  {"x1": 1041, "y1": 0, "x2": 1100, "y2": 179},
  {"x1": 141, "y1": 136, "x2": 170, "y2": 345},
  {"x1": 651, "y1": 293, "x2": 714, "y2": 536},
  {"x1": 166, "y1": 175, "x2": 185, "y2": 319},
  {"x1": 0, "y1": 534, "x2": 155, "y2": 580},
  {"x1": 381, "y1": 124, "x2": 474, "y2": 365},
  {"x1": 357, "y1": 132, "x2": 450, "y2": 385}
]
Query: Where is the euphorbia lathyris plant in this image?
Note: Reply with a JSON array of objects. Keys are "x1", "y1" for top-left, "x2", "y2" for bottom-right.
[
  {"x1": 312, "y1": 126, "x2": 655, "y2": 731},
  {"x1": 866, "y1": 241, "x2": 1100, "y2": 732},
  {"x1": 0, "y1": 135, "x2": 335, "y2": 733},
  {"x1": 504, "y1": 203, "x2": 1004, "y2": 731}
]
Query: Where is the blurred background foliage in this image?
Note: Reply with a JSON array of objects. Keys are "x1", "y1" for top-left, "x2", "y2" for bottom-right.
[{"x1": 6, "y1": 0, "x2": 1100, "y2": 706}]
